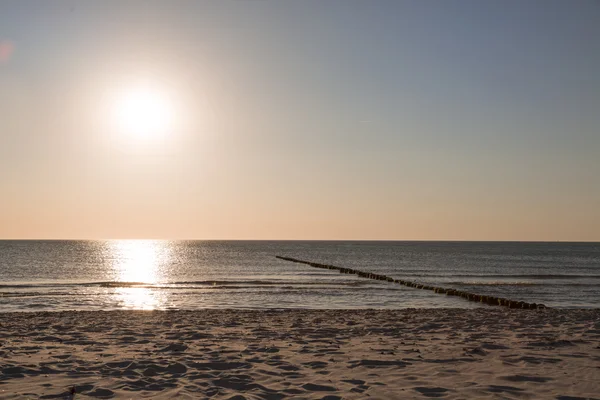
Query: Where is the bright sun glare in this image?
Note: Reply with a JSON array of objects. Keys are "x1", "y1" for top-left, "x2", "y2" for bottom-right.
[{"x1": 114, "y1": 86, "x2": 173, "y2": 138}]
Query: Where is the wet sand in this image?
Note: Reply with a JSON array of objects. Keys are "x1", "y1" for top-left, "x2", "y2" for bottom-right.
[{"x1": 1, "y1": 309, "x2": 599, "y2": 399}]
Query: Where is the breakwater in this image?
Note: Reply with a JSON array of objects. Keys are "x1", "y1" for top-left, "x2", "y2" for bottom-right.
[{"x1": 276, "y1": 256, "x2": 547, "y2": 309}]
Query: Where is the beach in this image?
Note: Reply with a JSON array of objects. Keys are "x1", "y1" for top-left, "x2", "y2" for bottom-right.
[{"x1": 1, "y1": 308, "x2": 599, "y2": 399}]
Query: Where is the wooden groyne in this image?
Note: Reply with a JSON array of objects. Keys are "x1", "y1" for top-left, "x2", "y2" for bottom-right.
[{"x1": 276, "y1": 256, "x2": 547, "y2": 309}]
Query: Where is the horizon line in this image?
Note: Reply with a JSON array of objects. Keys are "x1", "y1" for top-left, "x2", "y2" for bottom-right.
[{"x1": 1, "y1": 238, "x2": 599, "y2": 243}]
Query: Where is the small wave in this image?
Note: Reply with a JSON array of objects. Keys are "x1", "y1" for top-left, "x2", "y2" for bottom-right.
[
  {"x1": 397, "y1": 274, "x2": 600, "y2": 280},
  {"x1": 0, "y1": 285, "x2": 407, "y2": 299},
  {"x1": 444, "y1": 281, "x2": 599, "y2": 287},
  {"x1": 482, "y1": 274, "x2": 600, "y2": 279},
  {"x1": 447, "y1": 281, "x2": 541, "y2": 286},
  {"x1": 100, "y1": 280, "x2": 375, "y2": 289},
  {"x1": 25, "y1": 303, "x2": 50, "y2": 309},
  {"x1": 0, "y1": 292, "x2": 75, "y2": 298},
  {"x1": 0, "y1": 279, "x2": 376, "y2": 291}
]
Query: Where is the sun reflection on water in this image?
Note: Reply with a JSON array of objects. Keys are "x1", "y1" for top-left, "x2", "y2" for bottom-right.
[
  {"x1": 109, "y1": 240, "x2": 172, "y2": 310},
  {"x1": 113, "y1": 287, "x2": 164, "y2": 310}
]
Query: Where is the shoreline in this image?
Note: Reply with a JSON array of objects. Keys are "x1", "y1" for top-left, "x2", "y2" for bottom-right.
[
  {"x1": 3, "y1": 306, "x2": 600, "y2": 315},
  {"x1": 1, "y1": 308, "x2": 599, "y2": 399}
]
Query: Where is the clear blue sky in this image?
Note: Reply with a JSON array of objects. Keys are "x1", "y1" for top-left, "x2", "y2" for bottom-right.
[{"x1": 1, "y1": 0, "x2": 599, "y2": 240}]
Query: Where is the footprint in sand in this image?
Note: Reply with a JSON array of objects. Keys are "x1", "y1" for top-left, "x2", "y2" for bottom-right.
[
  {"x1": 348, "y1": 359, "x2": 410, "y2": 368},
  {"x1": 302, "y1": 383, "x2": 337, "y2": 392},
  {"x1": 501, "y1": 374, "x2": 553, "y2": 383},
  {"x1": 413, "y1": 386, "x2": 449, "y2": 398},
  {"x1": 487, "y1": 385, "x2": 526, "y2": 395},
  {"x1": 86, "y1": 388, "x2": 115, "y2": 398}
]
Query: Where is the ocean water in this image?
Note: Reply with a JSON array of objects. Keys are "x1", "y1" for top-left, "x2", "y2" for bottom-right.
[{"x1": 0, "y1": 240, "x2": 598, "y2": 312}]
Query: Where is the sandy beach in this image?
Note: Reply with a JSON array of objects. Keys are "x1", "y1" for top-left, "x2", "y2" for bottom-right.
[{"x1": 1, "y1": 308, "x2": 599, "y2": 399}]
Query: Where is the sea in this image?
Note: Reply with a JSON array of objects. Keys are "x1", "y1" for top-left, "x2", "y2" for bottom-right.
[{"x1": 0, "y1": 241, "x2": 598, "y2": 312}]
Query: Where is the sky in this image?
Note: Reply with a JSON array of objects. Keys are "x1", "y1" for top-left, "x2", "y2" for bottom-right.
[{"x1": 0, "y1": 0, "x2": 599, "y2": 241}]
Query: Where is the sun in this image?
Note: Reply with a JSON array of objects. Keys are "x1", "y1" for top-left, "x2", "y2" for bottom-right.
[{"x1": 114, "y1": 86, "x2": 173, "y2": 139}]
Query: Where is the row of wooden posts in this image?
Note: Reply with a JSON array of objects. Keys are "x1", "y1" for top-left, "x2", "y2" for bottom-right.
[{"x1": 276, "y1": 256, "x2": 547, "y2": 310}]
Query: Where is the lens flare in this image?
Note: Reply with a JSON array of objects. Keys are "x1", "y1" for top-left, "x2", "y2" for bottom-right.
[{"x1": 0, "y1": 40, "x2": 15, "y2": 64}]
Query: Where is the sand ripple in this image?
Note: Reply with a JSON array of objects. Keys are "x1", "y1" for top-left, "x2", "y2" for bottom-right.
[{"x1": 0, "y1": 309, "x2": 599, "y2": 399}]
